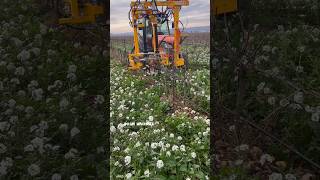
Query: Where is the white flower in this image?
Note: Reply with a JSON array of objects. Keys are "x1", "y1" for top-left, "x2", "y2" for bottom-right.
[
  {"x1": 294, "y1": 92, "x2": 303, "y2": 104},
  {"x1": 0, "y1": 165, "x2": 8, "y2": 175},
  {"x1": 263, "y1": 45, "x2": 271, "y2": 52},
  {"x1": 17, "y1": 50, "x2": 30, "y2": 61},
  {"x1": 124, "y1": 156, "x2": 131, "y2": 166},
  {"x1": 0, "y1": 122, "x2": 10, "y2": 132},
  {"x1": 172, "y1": 145, "x2": 179, "y2": 151},
  {"x1": 31, "y1": 137, "x2": 44, "y2": 150},
  {"x1": 297, "y1": 46, "x2": 305, "y2": 53},
  {"x1": 166, "y1": 151, "x2": 171, "y2": 157},
  {"x1": 296, "y1": 66, "x2": 304, "y2": 73},
  {"x1": 114, "y1": 161, "x2": 120, "y2": 166},
  {"x1": 24, "y1": 144, "x2": 34, "y2": 152},
  {"x1": 11, "y1": 37, "x2": 23, "y2": 47},
  {"x1": 39, "y1": 121, "x2": 48, "y2": 130},
  {"x1": 32, "y1": 88, "x2": 43, "y2": 101},
  {"x1": 59, "y1": 124, "x2": 68, "y2": 132},
  {"x1": 236, "y1": 144, "x2": 249, "y2": 151},
  {"x1": 67, "y1": 73, "x2": 77, "y2": 81},
  {"x1": 269, "y1": 172, "x2": 283, "y2": 180},
  {"x1": 177, "y1": 136, "x2": 182, "y2": 140},
  {"x1": 126, "y1": 173, "x2": 132, "y2": 179},
  {"x1": 15, "y1": 66, "x2": 25, "y2": 76},
  {"x1": 51, "y1": 173, "x2": 61, "y2": 180},
  {"x1": 260, "y1": 154, "x2": 274, "y2": 165},
  {"x1": 144, "y1": 169, "x2": 150, "y2": 177},
  {"x1": 70, "y1": 175, "x2": 79, "y2": 180},
  {"x1": 148, "y1": 115, "x2": 154, "y2": 121},
  {"x1": 191, "y1": 152, "x2": 197, "y2": 158},
  {"x1": 134, "y1": 142, "x2": 141, "y2": 148},
  {"x1": 28, "y1": 164, "x2": 40, "y2": 176},
  {"x1": 68, "y1": 65, "x2": 77, "y2": 73},
  {"x1": 268, "y1": 96, "x2": 276, "y2": 105},
  {"x1": 113, "y1": 146, "x2": 120, "y2": 151},
  {"x1": 311, "y1": 113, "x2": 319, "y2": 122},
  {"x1": 156, "y1": 160, "x2": 164, "y2": 169},
  {"x1": 257, "y1": 82, "x2": 265, "y2": 91},
  {"x1": 186, "y1": 178, "x2": 191, "y2": 180},
  {"x1": 180, "y1": 145, "x2": 186, "y2": 152},
  {"x1": 70, "y1": 127, "x2": 80, "y2": 137},
  {"x1": 285, "y1": 174, "x2": 296, "y2": 180},
  {"x1": 8, "y1": 99, "x2": 16, "y2": 108},
  {"x1": 0, "y1": 144, "x2": 7, "y2": 154},
  {"x1": 169, "y1": 133, "x2": 174, "y2": 138},
  {"x1": 64, "y1": 148, "x2": 78, "y2": 159},
  {"x1": 95, "y1": 95, "x2": 105, "y2": 104},
  {"x1": 151, "y1": 143, "x2": 158, "y2": 149},
  {"x1": 110, "y1": 126, "x2": 116, "y2": 133},
  {"x1": 59, "y1": 97, "x2": 69, "y2": 110}
]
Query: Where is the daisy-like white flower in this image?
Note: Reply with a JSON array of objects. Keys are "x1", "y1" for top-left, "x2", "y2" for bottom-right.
[
  {"x1": 110, "y1": 126, "x2": 116, "y2": 133},
  {"x1": 166, "y1": 151, "x2": 171, "y2": 157},
  {"x1": 180, "y1": 145, "x2": 186, "y2": 152},
  {"x1": 70, "y1": 175, "x2": 79, "y2": 180},
  {"x1": 269, "y1": 173, "x2": 283, "y2": 180},
  {"x1": 124, "y1": 156, "x2": 131, "y2": 166},
  {"x1": 70, "y1": 127, "x2": 80, "y2": 138},
  {"x1": 51, "y1": 173, "x2": 61, "y2": 180},
  {"x1": 126, "y1": 173, "x2": 132, "y2": 179},
  {"x1": 172, "y1": 145, "x2": 179, "y2": 151},
  {"x1": 144, "y1": 169, "x2": 150, "y2": 177},
  {"x1": 151, "y1": 143, "x2": 157, "y2": 149},
  {"x1": 191, "y1": 152, "x2": 197, "y2": 158},
  {"x1": 28, "y1": 164, "x2": 40, "y2": 176},
  {"x1": 156, "y1": 160, "x2": 164, "y2": 169}
]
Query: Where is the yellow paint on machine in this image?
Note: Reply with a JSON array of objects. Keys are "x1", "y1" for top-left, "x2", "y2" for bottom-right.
[
  {"x1": 213, "y1": 0, "x2": 238, "y2": 15},
  {"x1": 59, "y1": 0, "x2": 104, "y2": 25}
]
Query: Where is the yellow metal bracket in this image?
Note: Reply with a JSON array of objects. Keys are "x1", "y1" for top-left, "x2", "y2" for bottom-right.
[{"x1": 128, "y1": 54, "x2": 144, "y2": 70}]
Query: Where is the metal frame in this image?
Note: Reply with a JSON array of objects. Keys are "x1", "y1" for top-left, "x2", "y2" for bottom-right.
[{"x1": 128, "y1": 0, "x2": 189, "y2": 70}]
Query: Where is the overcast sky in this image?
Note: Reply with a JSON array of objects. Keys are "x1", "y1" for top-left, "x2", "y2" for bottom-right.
[{"x1": 111, "y1": 0, "x2": 210, "y2": 33}]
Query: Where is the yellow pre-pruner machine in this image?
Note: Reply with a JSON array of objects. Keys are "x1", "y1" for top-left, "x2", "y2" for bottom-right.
[
  {"x1": 43, "y1": 0, "x2": 107, "y2": 26},
  {"x1": 58, "y1": 0, "x2": 105, "y2": 25},
  {"x1": 128, "y1": 0, "x2": 189, "y2": 71}
]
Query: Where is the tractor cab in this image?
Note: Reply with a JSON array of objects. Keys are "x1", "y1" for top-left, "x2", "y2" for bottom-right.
[
  {"x1": 137, "y1": 17, "x2": 174, "y2": 53},
  {"x1": 157, "y1": 22, "x2": 175, "y2": 46}
]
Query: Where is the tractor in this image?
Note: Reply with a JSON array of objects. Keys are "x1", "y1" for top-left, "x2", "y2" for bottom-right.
[
  {"x1": 41, "y1": 0, "x2": 107, "y2": 27},
  {"x1": 127, "y1": 0, "x2": 190, "y2": 72}
]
